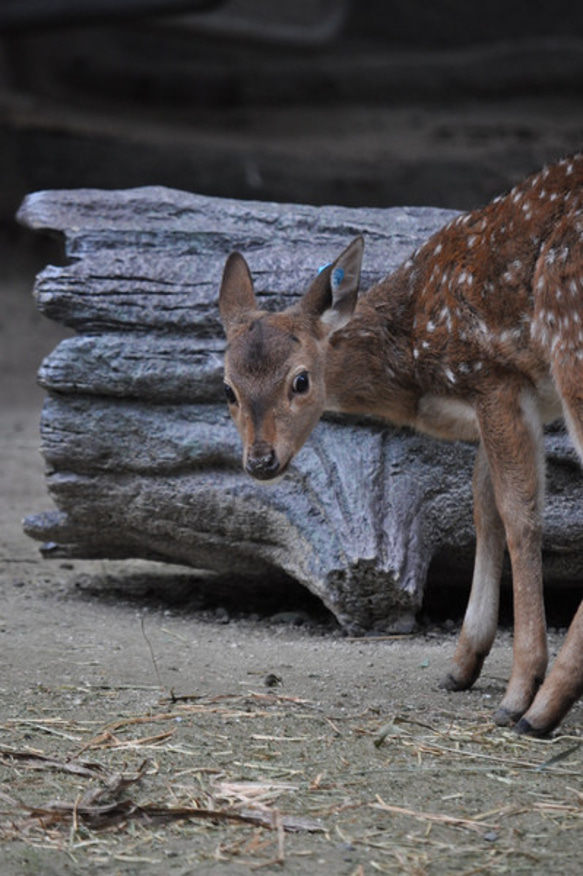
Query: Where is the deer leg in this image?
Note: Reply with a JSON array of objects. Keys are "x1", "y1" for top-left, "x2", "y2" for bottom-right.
[
  {"x1": 516, "y1": 599, "x2": 583, "y2": 735},
  {"x1": 514, "y1": 367, "x2": 583, "y2": 735},
  {"x1": 478, "y1": 383, "x2": 548, "y2": 725},
  {"x1": 441, "y1": 443, "x2": 505, "y2": 691}
]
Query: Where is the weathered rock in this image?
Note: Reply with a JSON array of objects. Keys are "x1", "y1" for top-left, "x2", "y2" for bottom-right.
[{"x1": 17, "y1": 187, "x2": 583, "y2": 632}]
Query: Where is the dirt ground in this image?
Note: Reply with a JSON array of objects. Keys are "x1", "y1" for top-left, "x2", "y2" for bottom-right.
[{"x1": 1, "y1": 126, "x2": 583, "y2": 873}]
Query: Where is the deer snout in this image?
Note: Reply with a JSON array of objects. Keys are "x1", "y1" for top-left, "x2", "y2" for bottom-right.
[{"x1": 245, "y1": 442, "x2": 281, "y2": 481}]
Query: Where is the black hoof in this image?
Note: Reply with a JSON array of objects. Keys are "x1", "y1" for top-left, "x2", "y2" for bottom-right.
[
  {"x1": 439, "y1": 673, "x2": 466, "y2": 692},
  {"x1": 439, "y1": 669, "x2": 480, "y2": 692},
  {"x1": 514, "y1": 716, "x2": 554, "y2": 738},
  {"x1": 493, "y1": 706, "x2": 521, "y2": 727},
  {"x1": 514, "y1": 717, "x2": 536, "y2": 735}
]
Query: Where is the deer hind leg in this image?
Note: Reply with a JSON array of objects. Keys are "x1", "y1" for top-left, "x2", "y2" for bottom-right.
[
  {"x1": 477, "y1": 382, "x2": 548, "y2": 725},
  {"x1": 516, "y1": 599, "x2": 583, "y2": 735},
  {"x1": 441, "y1": 443, "x2": 505, "y2": 692}
]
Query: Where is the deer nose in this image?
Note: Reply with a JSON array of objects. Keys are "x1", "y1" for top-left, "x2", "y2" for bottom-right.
[{"x1": 246, "y1": 444, "x2": 280, "y2": 481}]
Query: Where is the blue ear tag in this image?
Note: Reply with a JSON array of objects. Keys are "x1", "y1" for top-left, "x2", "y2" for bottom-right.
[{"x1": 331, "y1": 267, "x2": 345, "y2": 291}]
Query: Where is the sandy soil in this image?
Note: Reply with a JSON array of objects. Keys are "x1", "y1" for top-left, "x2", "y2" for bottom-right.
[{"x1": 1, "y1": 200, "x2": 582, "y2": 873}]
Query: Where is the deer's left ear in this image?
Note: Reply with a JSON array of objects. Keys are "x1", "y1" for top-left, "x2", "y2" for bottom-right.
[
  {"x1": 301, "y1": 236, "x2": 364, "y2": 332},
  {"x1": 218, "y1": 251, "x2": 258, "y2": 332}
]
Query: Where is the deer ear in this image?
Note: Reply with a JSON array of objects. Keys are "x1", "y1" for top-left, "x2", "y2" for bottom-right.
[
  {"x1": 218, "y1": 252, "x2": 257, "y2": 332},
  {"x1": 301, "y1": 236, "x2": 364, "y2": 331}
]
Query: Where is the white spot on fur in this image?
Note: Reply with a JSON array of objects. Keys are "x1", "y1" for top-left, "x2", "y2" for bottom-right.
[{"x1": 499, "y1": 328, "x2": 521, "y2": 346}]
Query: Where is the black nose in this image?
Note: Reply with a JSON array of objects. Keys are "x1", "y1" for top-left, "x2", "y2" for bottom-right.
[{"x1": 246, "y1": 445, "x2": 280, "y2": 480}]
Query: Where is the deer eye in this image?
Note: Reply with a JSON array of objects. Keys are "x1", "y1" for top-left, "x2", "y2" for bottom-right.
[
  {"x1": 224, "y1": 383, "x2": 237, "y2": 405},
  {"x1": 292, "y1": 371, "x2": 310, "y2": 394}
]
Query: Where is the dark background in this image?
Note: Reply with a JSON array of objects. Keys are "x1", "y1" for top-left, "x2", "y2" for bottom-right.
[{"x1": 1, "y1": 0, "x2": 583, "y2": 226}]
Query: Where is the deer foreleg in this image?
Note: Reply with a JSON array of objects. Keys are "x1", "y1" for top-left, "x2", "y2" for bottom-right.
[
  {"x1": 478, "y1": 383, "x2": 548, "y2": 725},
  {"x1": 442, "y1": 443, "x2": 505, "y2": 691}
]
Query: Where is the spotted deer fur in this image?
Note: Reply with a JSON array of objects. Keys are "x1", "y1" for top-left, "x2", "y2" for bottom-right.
[{"x1": 219, "y1": 154, "x2": 583, "y2": 736}]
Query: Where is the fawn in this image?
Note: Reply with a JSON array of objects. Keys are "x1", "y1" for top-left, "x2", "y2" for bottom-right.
[{"x1": 218, "y1": 154, "x2": 583, "y2": 736}]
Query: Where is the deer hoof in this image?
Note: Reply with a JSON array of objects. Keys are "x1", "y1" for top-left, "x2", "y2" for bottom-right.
[
  {"x1": 440, "y1": 664, "x2": 483, "y2": 691},
  {"x1": 514, "y1": 716, "x2": 546, "y2": 737},
  {"x1": 493, "y1": 705, "x2": 524, "y2": 727},
  {"x1": 440, "y1": 672, "x2": 470, "y2": 692}
]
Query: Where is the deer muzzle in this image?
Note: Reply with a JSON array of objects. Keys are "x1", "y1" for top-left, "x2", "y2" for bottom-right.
[{"x1": 245, "y1": 442, "x2": 282, "y2": 481}]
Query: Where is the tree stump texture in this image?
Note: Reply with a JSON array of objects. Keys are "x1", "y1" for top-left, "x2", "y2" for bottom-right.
[{"x1": 17, "y1": 187, "x2": 583, "y2": 633}]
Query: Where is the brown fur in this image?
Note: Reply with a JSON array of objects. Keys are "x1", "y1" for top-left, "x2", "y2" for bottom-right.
[{"x1": 219, "y1": 154, "x2": 583, "y2": 735}]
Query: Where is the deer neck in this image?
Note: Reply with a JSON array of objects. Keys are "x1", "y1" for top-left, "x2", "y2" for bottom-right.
[{"x1": 324, "y1": 265, "x2": 420, "y2": 427}]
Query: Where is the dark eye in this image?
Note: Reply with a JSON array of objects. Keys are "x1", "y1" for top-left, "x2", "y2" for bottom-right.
[
  {"x1": 292, "y1": 371, "x2": 310, "y2": 394},
  {"x1": 224, "y1": 383, "x2": 237, "y2": 405}
]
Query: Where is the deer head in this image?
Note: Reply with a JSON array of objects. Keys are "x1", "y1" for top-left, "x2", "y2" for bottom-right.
[{"x1": 219, "y1": 236, "x2": 364, "y2": 481}]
